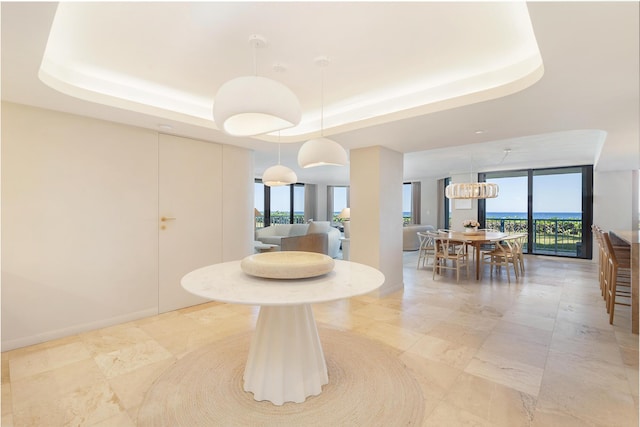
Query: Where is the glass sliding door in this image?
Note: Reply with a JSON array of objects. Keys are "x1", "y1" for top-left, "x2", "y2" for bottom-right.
[
  {"x1": 479, "y1": 165, "x2": 593, "y2": 259},
  {"x1": 482, "y1": 171, "x2": 528, "y2": 245},
  {"x1": 532, "y1": 167, "x2": 588, "y2": 257}
]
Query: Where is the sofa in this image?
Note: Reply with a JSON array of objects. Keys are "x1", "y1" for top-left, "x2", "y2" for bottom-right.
[
  {"x1": 255, "y1": 221, "x2": 341, "y2": 258},
  {"x1": 403, "y1": 224, "x2": 436, "y2": 251}
]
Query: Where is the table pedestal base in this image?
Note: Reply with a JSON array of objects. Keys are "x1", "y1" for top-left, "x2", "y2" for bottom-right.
[{"x1": 243, "y1": 304, "x2": 328, "y2": 405}]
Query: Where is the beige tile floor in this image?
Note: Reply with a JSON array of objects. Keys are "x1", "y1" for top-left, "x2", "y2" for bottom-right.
[{"x1": 2, "y1": 252, "x2": 638, "y2": 426}]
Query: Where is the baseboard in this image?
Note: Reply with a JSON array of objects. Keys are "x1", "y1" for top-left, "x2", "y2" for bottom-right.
[
  {"x1": 1, "y1": 307, "x2": 158, "y2": 352},
  {"x1": 377, "y1": 280, "x2": 404, "y2": 297}
]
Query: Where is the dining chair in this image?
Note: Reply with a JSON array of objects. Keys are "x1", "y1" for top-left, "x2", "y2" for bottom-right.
[
  {"x1": 433, "y1": 236, "x2": 469, "y2": 282},
  {"x1": 416, "y1": 231, "x2": 436, "y2": 269},
  {"x1": 481, "y1": 236, "x2": 519, "y2": 283},
  {"x1": 508, "y1": 234, "x2": 527, "y2": 276},
  {"x1": 436, "y1": 229, "x2": 464, "y2": 252},
  {"x1": 476, "y1": 229, "x2": 499, "y2": 254}
]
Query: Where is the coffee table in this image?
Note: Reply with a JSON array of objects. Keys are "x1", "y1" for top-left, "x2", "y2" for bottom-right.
[{"x1": 181, "y1": 259, "x2": 384, "y2": 405}]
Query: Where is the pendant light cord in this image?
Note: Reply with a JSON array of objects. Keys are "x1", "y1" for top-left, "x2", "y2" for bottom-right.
[
  {"x1": 277, "y1": 131, "x2": 281, "y2": 165},
  {"x1": 253, "y1": 42, "x2": 257, "y2": 76},
  {"x1": 320, "y1": 66, "x2": 325, "y2": 137}
]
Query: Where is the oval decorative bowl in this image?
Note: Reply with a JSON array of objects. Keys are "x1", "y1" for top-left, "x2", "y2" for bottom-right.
[{"x1": 240, "y1": 251, "x2": 335, "y2": 279}]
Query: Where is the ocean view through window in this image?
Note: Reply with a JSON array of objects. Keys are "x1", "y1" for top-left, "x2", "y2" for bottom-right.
[
  {"x1": 255, "y1": 181, "x2": 305, "y2": 226},
  {"x1": 479, "y1": 166, "x2": 593, "y2": 259}
]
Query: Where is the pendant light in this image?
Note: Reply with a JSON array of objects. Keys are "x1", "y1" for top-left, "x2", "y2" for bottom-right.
[
  {"x1": 298, "y1": 57, "x2": 348, "y2": 168},
  {"x1": 262, "y1": 134, "x2": 297, "y2": 187},
  {"x1": 213, "y1": 34, "x2": 301, "y2": 137},
  {"x1": 445, "y1": 182, "x2": 499, "y2": 199},
  {"x1": 445, "y1": 156, "x2": 499, "y2": 199}
]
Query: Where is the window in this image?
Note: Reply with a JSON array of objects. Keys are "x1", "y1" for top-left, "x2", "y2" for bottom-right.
[
  {"x1": 328, "y1": 186, "x2": 349, "y2": 224},
  {"x1": 403, "y1": 183, "x2": 412, "y2": 225},
  {"x1": 269, "y1": 185, "x2": 291, "y2": 225},
  {"x1": 255, "y1": 180, "x2": 306, "y2": 226}
]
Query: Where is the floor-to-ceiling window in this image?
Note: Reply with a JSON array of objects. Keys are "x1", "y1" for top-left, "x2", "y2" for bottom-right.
[
  {"x1": 479, "y1": 165, "x2": 593, "y2": 259},
  {"x1": 293, "y1": 184, "x2": 305, "y2": 223},
  {"x1": 255, "y1": 180, "x2": 306, "y2": 226},
  {"x1": 328, "y1": 186, "x2": 349, "y2": 225},
  {"x1": 402, "y1": 182, "x2": 422, "y2": 225}
]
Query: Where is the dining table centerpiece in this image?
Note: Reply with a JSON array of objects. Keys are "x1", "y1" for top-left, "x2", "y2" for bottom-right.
[{"x1": 463, "y1": 219, "x2": 480, "y2": 233}]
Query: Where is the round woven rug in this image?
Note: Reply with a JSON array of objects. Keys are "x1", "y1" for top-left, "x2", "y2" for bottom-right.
[{"x1": 137, "y1": 327, "x2": 424, "y2": 426}]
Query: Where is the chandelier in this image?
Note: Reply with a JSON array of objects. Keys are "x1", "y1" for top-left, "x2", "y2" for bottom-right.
[
  {"x1": 445, "y1": 182, "x2": 499, "y2": 199},
  {"x1": 445, "y1": 154, "x2": 500, "y2": 199}
]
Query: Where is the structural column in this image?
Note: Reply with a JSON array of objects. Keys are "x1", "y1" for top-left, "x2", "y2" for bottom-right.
[{"x1": 349, "y1": 146, "x2": 403, "y2": 295}]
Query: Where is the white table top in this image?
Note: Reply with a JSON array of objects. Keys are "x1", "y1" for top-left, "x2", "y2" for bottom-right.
[{"x1": 181, "y1": 259, "x2": 385, "y2": 306}]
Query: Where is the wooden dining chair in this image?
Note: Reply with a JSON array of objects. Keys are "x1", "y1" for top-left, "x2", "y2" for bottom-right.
[
  {"x1": 509, "y1": 234, "x2": 527, "y2": 276},
  {"x1": 481, "y1": 236, "x2": 519, "y2": 283},
  {"x1": 416, "y1": 231, "x2": 436, "y2": 269},
  {"x1": 433, "y1": 236, "x2": 469, "y2": 282}
]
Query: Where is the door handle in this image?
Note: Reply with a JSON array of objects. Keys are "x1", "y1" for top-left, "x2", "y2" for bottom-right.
[{"x1": 161, "y1": 216, "x2": 176, "y2": 222}]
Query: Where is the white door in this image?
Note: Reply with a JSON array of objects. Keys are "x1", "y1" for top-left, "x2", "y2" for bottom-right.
[{"x1": 158, "y1": 134, "x2": 223, "y2": 313}]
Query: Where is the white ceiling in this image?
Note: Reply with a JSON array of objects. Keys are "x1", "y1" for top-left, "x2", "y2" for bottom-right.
[{"x1": 2, "y1": 2, "x2": 638, "y2": 186}]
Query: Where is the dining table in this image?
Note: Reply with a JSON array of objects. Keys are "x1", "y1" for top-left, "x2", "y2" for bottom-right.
[{"x1": 443, "y1": 230, "x2": 509, "y2": 280}]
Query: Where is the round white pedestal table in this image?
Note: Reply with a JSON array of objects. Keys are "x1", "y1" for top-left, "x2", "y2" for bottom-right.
[{"x1": 181, "y1": 259, "x2": 384, "y2": 406}]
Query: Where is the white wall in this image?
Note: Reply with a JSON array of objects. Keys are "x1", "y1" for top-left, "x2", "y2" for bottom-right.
[
  {"x1": 1, "y1": 102, "x2": 253, "y2": 350},
  {"x1": 419, "y1": 178, "x2": 438, "y2": 226},
  {"x1": 593, "y1": 169, "x2": 634, "y2": 231}
]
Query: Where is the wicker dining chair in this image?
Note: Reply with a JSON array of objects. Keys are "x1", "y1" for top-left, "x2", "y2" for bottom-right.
[
  {"x1": 480, "y1": 236, "x2": 519, "y2": 283},
  {"x1": 416, "y1": 231, "x2": 436, "y2": 269},
  {"x1": 433, "y1": 235, "x2": 469, "y2": 282}
]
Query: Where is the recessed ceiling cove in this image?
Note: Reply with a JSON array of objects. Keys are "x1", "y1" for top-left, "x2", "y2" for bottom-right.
[{"x1": 38, "y1": 2, "x2": 543, "y2": 142}]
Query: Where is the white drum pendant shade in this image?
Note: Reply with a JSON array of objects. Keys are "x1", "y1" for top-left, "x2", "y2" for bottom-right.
[
  {"x1": 213, "y1": 76, "x2": 301, "y2": 137},
  {"x1": 262, "y1": 164, "x2": 297, "y2": 187},
  {"x1": 298, "y1": 137, "x2": 348, "y2": 168},
  {"x1": 445, "y1": 182, "x2": 499, "y2": 199}
]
